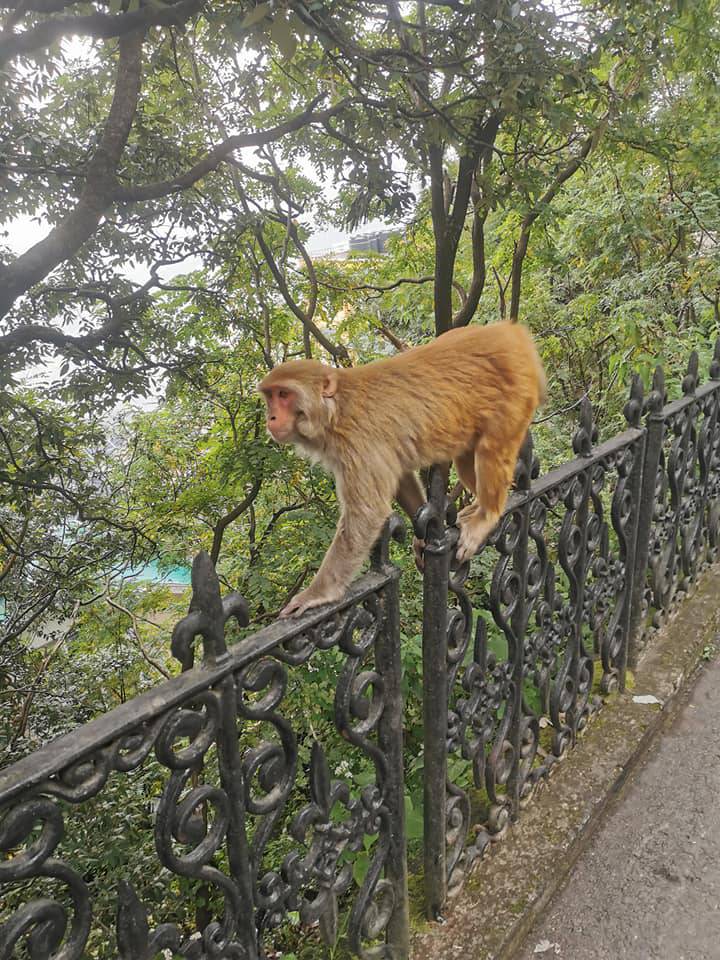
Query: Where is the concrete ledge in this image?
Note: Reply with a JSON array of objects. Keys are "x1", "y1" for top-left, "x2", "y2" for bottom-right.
[{"x1": 410, "y1": 565, "x2": 720, "y2": 960}]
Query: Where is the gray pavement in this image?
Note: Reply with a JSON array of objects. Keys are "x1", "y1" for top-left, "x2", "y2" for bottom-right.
[{"x1": 516, "y1": 656, "x2": 720, "y2": 960}]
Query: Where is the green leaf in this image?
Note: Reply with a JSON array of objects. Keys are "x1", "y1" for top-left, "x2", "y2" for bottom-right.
[
  {"x1": 404, "y1": 794, "x2": 424, "y2": 840},
  {"x1": 352, "y1": 851, "x2": 370, "y2": 886}
]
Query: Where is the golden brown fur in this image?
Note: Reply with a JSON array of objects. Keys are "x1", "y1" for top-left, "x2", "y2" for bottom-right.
[{"x1": 259, "y1": 322, "x2": 545, "y2": 616}]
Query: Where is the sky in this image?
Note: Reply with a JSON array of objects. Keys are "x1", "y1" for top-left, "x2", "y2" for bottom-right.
[{"x1": 6, "y1": 213, "x2": 47, "y2": 257}]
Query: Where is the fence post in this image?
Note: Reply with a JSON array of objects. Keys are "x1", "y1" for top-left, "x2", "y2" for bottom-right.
[
  {"x1": 628, "y1": 367, "x2": 666, "y2": 667},
  {"x1": 371, "y1": 518, "x2": 410, "y2": 957},
  {"x1": 507, "y1": 434, "x2": 534, "y2": 818},
  {"x1": 616, "y1": 376, "x2": 645, "y2": 691},
  {"x1": 567, "y1": 398, "x2": 593, "y2": 742},
  {"x1": 417, "y1": 465, "x2": 451, "y2": 920},
  {"x1": 170, "y1": 552, "x2": 257, "y2": 955}
]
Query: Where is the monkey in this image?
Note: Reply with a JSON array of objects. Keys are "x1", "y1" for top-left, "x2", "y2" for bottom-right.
[{"x1": 259, "y1": 322, "x2": 545, "y2": 618}]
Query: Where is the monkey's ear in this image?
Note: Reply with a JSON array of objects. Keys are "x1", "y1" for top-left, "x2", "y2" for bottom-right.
[{"x1": 321, "y1": 371, "x2": 338, "y2": 398}]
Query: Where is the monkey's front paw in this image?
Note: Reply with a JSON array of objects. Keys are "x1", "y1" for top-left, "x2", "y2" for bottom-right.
[
  {"x1": 278, "y1": 596, "x2": 308, "y2": 618},
  {"x1": 278, "y1": 588, "x2": 339, "y2": 619}
]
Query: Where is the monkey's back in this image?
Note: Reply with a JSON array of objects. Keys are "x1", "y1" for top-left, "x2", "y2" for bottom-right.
[{"x1": 341, "y1": 322, "x2": 544, "y2": 470}]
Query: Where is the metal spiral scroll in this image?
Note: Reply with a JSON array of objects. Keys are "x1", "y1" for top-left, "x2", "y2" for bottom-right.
[
  {"x1": 487, "y1": 499, "x2": 541, "y2": 802},
  {"x1": 553, "y1": 470, "x2": 597, "y2": 750},
  {"x1": 444, "y1": 435, "x2": 544, "y2": 892},
  {"x1": 0, "y1": 547, "x2": 398, "y2": 960},
  {"x1": 678, "y1": 362, "x2": 720, "y2": 585},
  {"x1": 582, "y1": 378, "x2": 645, "y2": 694},
  {"x1": 0, "y1": 797, "x2": 91, "y2": 959},
  {"x1": 649, "y1": 363, "x2": 700, "y2": 617},
  {"x1": 0, "y1": 695, "x2": 224, "y2": 960},
  {"x1": 645, "y1": 346, "x2": 720, "y2": 636},
  {"x1": 701, "y1": 344, "x2": 720, "y2": 560},
  {"x1": 234, "y1": 596, "x2": 396, "y2": 959},
  {"x1": 0, "y1": 700, "x2": 244, "y2": 959},
  {"x1": 152, "y1": 551, "x2": 253, "y2": 959},
  {"x1": 443, "y1": 386, "x2": 650, "y2": 892},
  {"x1": 444, "y1": 529, "x2": 475, "y2": 894},
  {"x1": 154, "y1": 695, "x2": 250, "y2": 958}
]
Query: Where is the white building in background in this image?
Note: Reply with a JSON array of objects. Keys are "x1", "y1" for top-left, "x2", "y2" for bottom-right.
[{"x1": 310, "y1": 228, "x2": 401, "y2": 260}]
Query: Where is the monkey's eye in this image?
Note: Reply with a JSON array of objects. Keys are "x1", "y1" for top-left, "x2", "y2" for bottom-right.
[{"x1": 278, "y1": 389, "x2": 290, "y2": 400}]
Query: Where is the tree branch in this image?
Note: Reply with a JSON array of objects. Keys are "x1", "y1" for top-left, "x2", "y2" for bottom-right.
[
  {"x1": 209, "y1": 476, "x2": 263, "y2": 565},
  {"x1": 113, "y1": 98, "x2": 348, "y2": 202},
  {"x1": 433, "y1": 112, "x2": 501, "y2": 333},
  {"x1": 0, "y1": 0, "x2": 199, "y2": 66},
  {"x1": 106, "y1": 594, "x2": 171, "y2": 680},
  {"x1": 254, "y1": 225, "x2": 350, "y2": 364},
  {"x1": 0, "y1": 28, "x2": 144, "y2": 320},
  {"x1": 452, "y1": 186, "x2": 488, "y2": 327},
  {"x1": 373, "y1": 315, "x2": 409, "y2": 351},
  {"x1": 509, "y1": 119, "x2": 607, "y2": 321},
  {"x1": 0, "y1": 514, "x2": 29, "y2": 582}
]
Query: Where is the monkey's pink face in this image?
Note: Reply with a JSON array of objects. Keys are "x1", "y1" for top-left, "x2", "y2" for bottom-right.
[{"x1": 261, "y1": 385, "x2": 298, "y2": 443}]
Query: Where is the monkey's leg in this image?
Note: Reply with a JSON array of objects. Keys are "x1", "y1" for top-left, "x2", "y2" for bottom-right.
[
  {"x1": 395, "y1": 472, "x2": 427, "y2": 570},
  {"x1": 454, "y1": 449, "x2": 496, "y2": 526},
  {"x1": 454, "y1": 449, "x2": 482, "y2": 523},
  {"x1": 453, "y1": 450, "x2": 477, "y2": 495},
  {"x1": 395, "y1": 471, "x2": 426, "y2": 517},
  {"x1": 456, "y1": 433, "x2": 521, "y2": 564},
  {"x1": 279, "y1": 506, "x2": 391, "y2": 618}
]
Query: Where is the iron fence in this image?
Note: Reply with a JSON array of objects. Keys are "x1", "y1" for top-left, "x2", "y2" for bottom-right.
[
  {"x1": 2, "y1": 339, "x2": 720, "y2": 959},
  {"x1": 0, "y1": 529, "x2": 409, "y2": 960},
  {"x1": 418, "y1": 340, "x2": 720, "y2": 919}
]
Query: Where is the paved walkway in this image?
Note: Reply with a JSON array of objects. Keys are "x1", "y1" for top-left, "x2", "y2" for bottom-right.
[{"x1": 516, "y1": 655, "x2": 720, "y2": 960}]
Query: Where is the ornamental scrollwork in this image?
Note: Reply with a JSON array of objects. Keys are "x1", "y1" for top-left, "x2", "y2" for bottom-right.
[
  {"x1": 235, "y1": 596, "x2": 397, "y2": 959},
  {"x1": 1, "y1": 542, "x2": 403, "y2": 960},
  {"x1": 0, "y1": 797, "x2": 92, "y2": 960},
  {"x1": 444, "y1": 390, "x2": 650, "y2": 887}
]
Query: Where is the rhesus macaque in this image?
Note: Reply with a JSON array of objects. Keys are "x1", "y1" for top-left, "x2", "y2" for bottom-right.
[{"x1": 259, "y1": 322, "x2": 545, "y2": 617}]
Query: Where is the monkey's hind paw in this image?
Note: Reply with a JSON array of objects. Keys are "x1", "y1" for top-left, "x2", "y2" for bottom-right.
[
  {"x1": 455, "y1": 540, "x2": 476, "y2": 565},
  {"x1": 457, "y1": 502, "x2": 480, "y2": 523},
  {"x1": 456, "y1": 515, "x2": 498, "y2": 564}
]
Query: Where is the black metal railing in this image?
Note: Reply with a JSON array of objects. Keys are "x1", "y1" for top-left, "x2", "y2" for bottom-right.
[
  {"x1": 417, "y1": 339, "x2": 720, "y2": 919},
  {"x1": 0, "y1": 525, "x2": 410, "y2": 960},
  {"x1": 2, "y1": 339, "x2": 720, "y2": 959}
]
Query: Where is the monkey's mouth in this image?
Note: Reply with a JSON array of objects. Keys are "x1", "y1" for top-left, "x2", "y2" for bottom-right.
[{"x1": 268, "y1": 425, "x2": 292, "y2": 443}]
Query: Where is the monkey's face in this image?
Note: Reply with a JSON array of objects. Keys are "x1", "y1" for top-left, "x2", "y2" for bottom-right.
[
  {"x1": 259, "y1": 362, "x2": 338, "y2": 449},
  {"x1": 261, "y1": 385, "x2": 299, "y2": 443}
]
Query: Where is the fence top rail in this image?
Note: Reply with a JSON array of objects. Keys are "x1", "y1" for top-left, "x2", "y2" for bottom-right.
[
  {"x1": 0, "y1": 567, "x2": 392, "y2": 808},
  {"x1": 503, "y1": 425, "x2": 645, "y2": 515},
  {"x1": 661, "y1": 377, "x2": 720, "y2": 421}
]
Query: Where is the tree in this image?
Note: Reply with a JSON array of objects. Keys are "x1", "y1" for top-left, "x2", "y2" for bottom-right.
[
  {"x1": 2, "y1": 0, "x2": 715, "y2": 648},
  {"x1": 0, "y1": 391, "x2": 150, "y2": 645}
]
